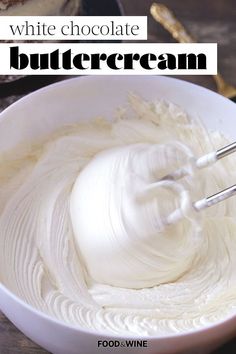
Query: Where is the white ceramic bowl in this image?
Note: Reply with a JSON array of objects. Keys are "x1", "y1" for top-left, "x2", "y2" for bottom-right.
[{"x1": 0, "y1": 76, "x2": 236, "y2": 354}]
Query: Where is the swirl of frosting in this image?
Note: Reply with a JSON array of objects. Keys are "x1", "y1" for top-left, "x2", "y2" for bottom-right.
[{"x1": 70, "y1": 143, "x2": 200, "y2": 289}]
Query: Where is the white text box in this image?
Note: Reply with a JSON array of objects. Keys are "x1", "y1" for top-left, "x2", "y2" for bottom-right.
[
  {"x1": 0, "y1": 16, "x2": 147, "y2": 40},
  {"x1": 0, "y1": 43, "x2": 217, "y2": 75}
]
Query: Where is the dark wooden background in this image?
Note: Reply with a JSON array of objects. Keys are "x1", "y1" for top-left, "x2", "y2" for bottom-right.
[
  {"x1": 0, "y1": 0, "x2": 236, "y2": 353},
  {"x1": 122, "y1": 0, "x2": 236, "y2": 91}
]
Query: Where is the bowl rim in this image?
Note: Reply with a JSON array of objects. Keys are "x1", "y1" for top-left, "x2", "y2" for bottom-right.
[
  {"x1": 0, "y1": 75, "x2": 236, "y2": 341},
  {"x1": 2, "y1": 278, "x2": 236, "y2": 341}
]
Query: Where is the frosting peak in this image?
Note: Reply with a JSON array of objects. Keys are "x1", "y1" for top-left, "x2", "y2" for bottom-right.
[{"x1": 70, "y1": 143, "x2": 200, "y2": 289}]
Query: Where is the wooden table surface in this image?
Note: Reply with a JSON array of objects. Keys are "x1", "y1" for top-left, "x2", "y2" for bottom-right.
[{"x1": 0, "y1": 0, "x2": 236, "y2": 353}]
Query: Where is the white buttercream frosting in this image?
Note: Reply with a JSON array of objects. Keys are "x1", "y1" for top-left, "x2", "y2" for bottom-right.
[
  {"x1": 1, "y1": 96, "x2": 236, "y2": 336},
  {"x1": 70, "y1": 143, "x2": 200, "y2": 289}
]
